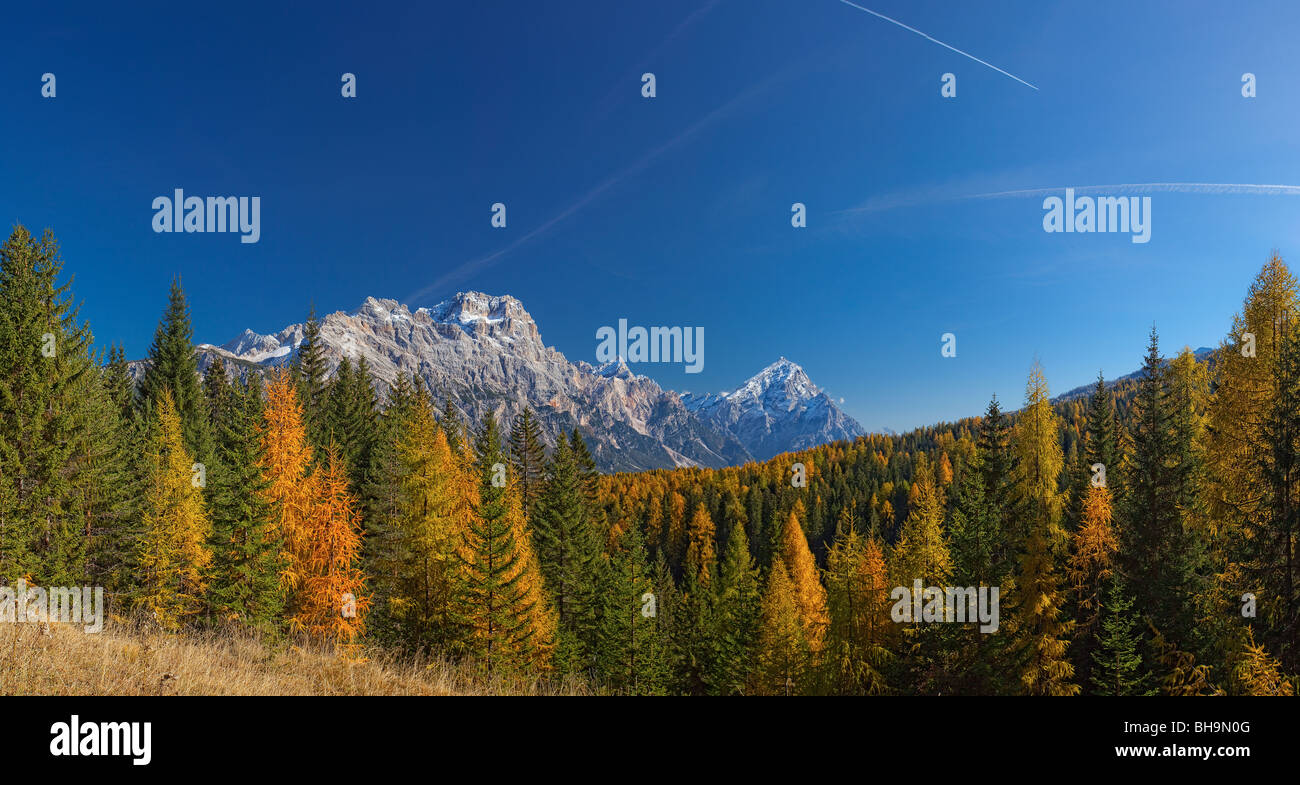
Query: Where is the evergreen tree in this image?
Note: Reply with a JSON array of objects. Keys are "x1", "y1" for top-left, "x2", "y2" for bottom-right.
[
  {"x1": 0, "y1": 226, "x2": 117, "y2": 587},
  {"x1": 138, "y1": 277, "x2": 212, "y2": 465},
  {"x1": 508, "y1": 407, "x2": 547, "y2": 518},
  {"x1": 322, "y1": 355, "x2": 378, "y2": 492},
  {"x1": 595, "y1": 522, "x2": 669, "y2": 694},
  {"x1": 532, "y1": 433, "x2": 603, "y2": 670},
  {"x1": 359, "y1": 373, "x2": 418, "y2": 643},
  {"x1": 570, "y1": 428, "x2": 601, "y2": 508},
  {"x1": 294, "y1": 303, "x2": 328, "y2": 447},
  {"x1": 1123, "y1": 327, "x2": 1200, "y2": 649},
  {"x1": 460, "y1": 413, "x2": 556, "y2": 671},
  {"x1": 1090, "y1": 575, "x2": 1155, "y2": 696},
  {"x1": 439, "y1": 396, "x2": 464, "y2": 453},
  {"x1": 1083, "y1": 372, "x2": 1125, "y2": 500},
  {"x1": 709, "y1": 519, "x2": 762, "y2": 694},
  {"x1": 206, "y1": 374, "x2": 284, "y2": 630}
]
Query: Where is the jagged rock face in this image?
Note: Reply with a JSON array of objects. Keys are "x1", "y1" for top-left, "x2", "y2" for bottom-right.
[
  {"x1": 682, "y1": 357, "x2": 866, "y2": 462},
  {"x1": 129, "y1": 294, "x2": 865, "y2": 472}
]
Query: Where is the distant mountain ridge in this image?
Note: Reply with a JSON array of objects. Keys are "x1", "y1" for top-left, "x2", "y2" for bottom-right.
[
  {"x1": 129, "y1": 292, "x2": 866, "y2": 473},
  {"x1": 682, "y1": 357, "x2": 866, "y2": 462}
]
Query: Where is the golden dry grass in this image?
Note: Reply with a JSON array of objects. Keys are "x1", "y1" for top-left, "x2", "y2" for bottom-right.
[{"x1": 0, "y1": 618, "x2": 591, "y2": 696}]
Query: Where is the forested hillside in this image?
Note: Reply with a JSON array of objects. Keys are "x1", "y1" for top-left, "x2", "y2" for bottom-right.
[{"x1": 1, "y1": 223, "x2": 1294, "y2": 695}]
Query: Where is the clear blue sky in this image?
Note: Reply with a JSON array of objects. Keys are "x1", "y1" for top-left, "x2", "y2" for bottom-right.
[{"x1": 3, "y1": 0, "x2": 1299, "y2": 432}]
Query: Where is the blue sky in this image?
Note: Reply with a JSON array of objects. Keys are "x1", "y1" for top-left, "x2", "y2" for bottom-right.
[{"x1": 3, "y1": 0, "x2": 1299, "y2": 432}]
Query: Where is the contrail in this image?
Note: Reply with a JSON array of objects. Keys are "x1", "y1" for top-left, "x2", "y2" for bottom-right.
[
  {"x1": 834, "y1": 0, "x2": 1038, "y2": 90},
  {"x1": 838, "y1": 182, "x2": 1300, "y2": 214},
  {"x1": 968, "y1": 183, "x2": 1300, "y2": 198},
  {"x1": 406, "y1": 64, "x2": 803, "y2": 305}
]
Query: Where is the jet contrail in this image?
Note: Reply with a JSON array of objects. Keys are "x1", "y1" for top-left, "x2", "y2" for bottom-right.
[
  {"x1": 838, "y1": 182, "x2": 1300, "y2": 214},
  {"x1": 835, "y1": 0, "x2": 1038, "y2": 90},
  {"x1": 968, "y1": 183, "x2": 1300, "y2": 198}
]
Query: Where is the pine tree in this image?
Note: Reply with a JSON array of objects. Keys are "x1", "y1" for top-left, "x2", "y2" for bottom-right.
[
  {"x1": 138, "y1": 277, "x2": 212, "y2": 466},
  {"x1": 1083, "y1": 372, "x2": 1125, "y2": 500},
  {"x1": 206, "y1": 374, "x2": 284, "y2": 631},
  {"x1": 439, "y1": 396, "x2": 464, "y2": 453},
  {"x1": 595, "y1": 522, "x2": 669, "y2": 694},
  {"x1": 532, "y1": 433, "x2": 603, "y2": 670},
  {"x1": 459, "y1": 413, "x2": 556, "y2": 671},
  {"x1": 135, "y1": 390, "x2": 212, "y2": 630},
  {"x1": 977, "y1": 395, "x2": 1012, "y2": 521},
  {"x1": 1123, "y1": 327, "x2": 1201, "y2": 650},
  {"x1": 322, "y1": 355, "x2": 378, "y2": 492},
  {"x1": 508, "y1": 407, "x2": 547, "y2": 518},
  {"x1": 570, "y1": 428, "x2": 601, "y2": 509},
  {"x1": 86, "y1": 347, "x2": 144, "y2": 598},
  {"x1": 358, "y1": 374, "x2": 418, "y2": 643},
  {"x1": 294, "y1": 303, "x2": 328, "y2": 448},
  {"x1": 0, "y1": 226, "x2": 119, "y2": 586},
  {"x1": 709, "y1": 519, "x2": 762, "y2": 694},
  {"x1": 1090, "y1": 575, "x2": 1155, "y2": 696}
]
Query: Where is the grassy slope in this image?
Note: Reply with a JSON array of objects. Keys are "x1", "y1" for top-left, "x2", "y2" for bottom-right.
[{"x1": 1, "y1": 619, "x2": 590, "y2": 696}]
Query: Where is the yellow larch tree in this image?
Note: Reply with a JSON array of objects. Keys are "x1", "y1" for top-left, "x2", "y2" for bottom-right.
[
  {"x1": 136, "y1": 389, "x2": 212, "y2": 631},
  {"x1": 777, "y1": 506, "x2": 829, "y2": 653}
]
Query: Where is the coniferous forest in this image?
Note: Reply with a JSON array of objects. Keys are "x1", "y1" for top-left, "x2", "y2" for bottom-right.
[{"x1": 2, "y1": 224, "x2": 1296, "y2": 696}]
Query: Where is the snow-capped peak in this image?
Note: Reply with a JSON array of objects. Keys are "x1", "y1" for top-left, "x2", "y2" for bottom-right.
[
  {"x1": 422, "y1": 291, "x2": 534, "y2": 329},
  {"x1": 731, "y1": 357, "x2": 819, "y2": 402}
]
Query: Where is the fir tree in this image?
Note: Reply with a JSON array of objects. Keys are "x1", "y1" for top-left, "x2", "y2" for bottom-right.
[
  {"x1": 1123, "y1": 327, "x2": 1200, "y2": 650},
  {"x1": 1090, "y1": 575, "x2": 1155, "y2": 696},
  {"x1": 508, "y1": 407, "x2": 547, "y2": 518},
  {"x1": 709, "y1": 519, "x2": 762, "y2": 694},
  {"x1": 460, "y1": 413, "x2": 556, "y2": 671},
  {"x1": 322, "y1": 355, "x2": 378, "y2": 492},
  {"x1": 595, "y1": 522, "x2": 669, "y2": 694},
  {"x1": 0, "y1": 226, "x2": 115, "y2": 586},
  {"x1": 206, "y1": 374, "x2": 284, "y2": 631},
  {"x1": 294, "y1": 303, "x2": 328, "y2": 447},
  {"x1": 532, "y1": 433, "x2": 603, "y2": 670},
  {"x1": 138, "y1": 277, "x2": 212, "y2": 466}
]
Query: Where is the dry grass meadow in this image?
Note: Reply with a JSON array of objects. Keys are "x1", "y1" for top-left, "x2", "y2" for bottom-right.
[{"x1": 0, "y1": 618, "x2": 591, "y2": 696}]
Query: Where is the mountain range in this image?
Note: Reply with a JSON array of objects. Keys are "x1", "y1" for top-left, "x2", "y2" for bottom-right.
[{"x1": 131, "y1": 293, "x2": 866, "y2": 473}]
